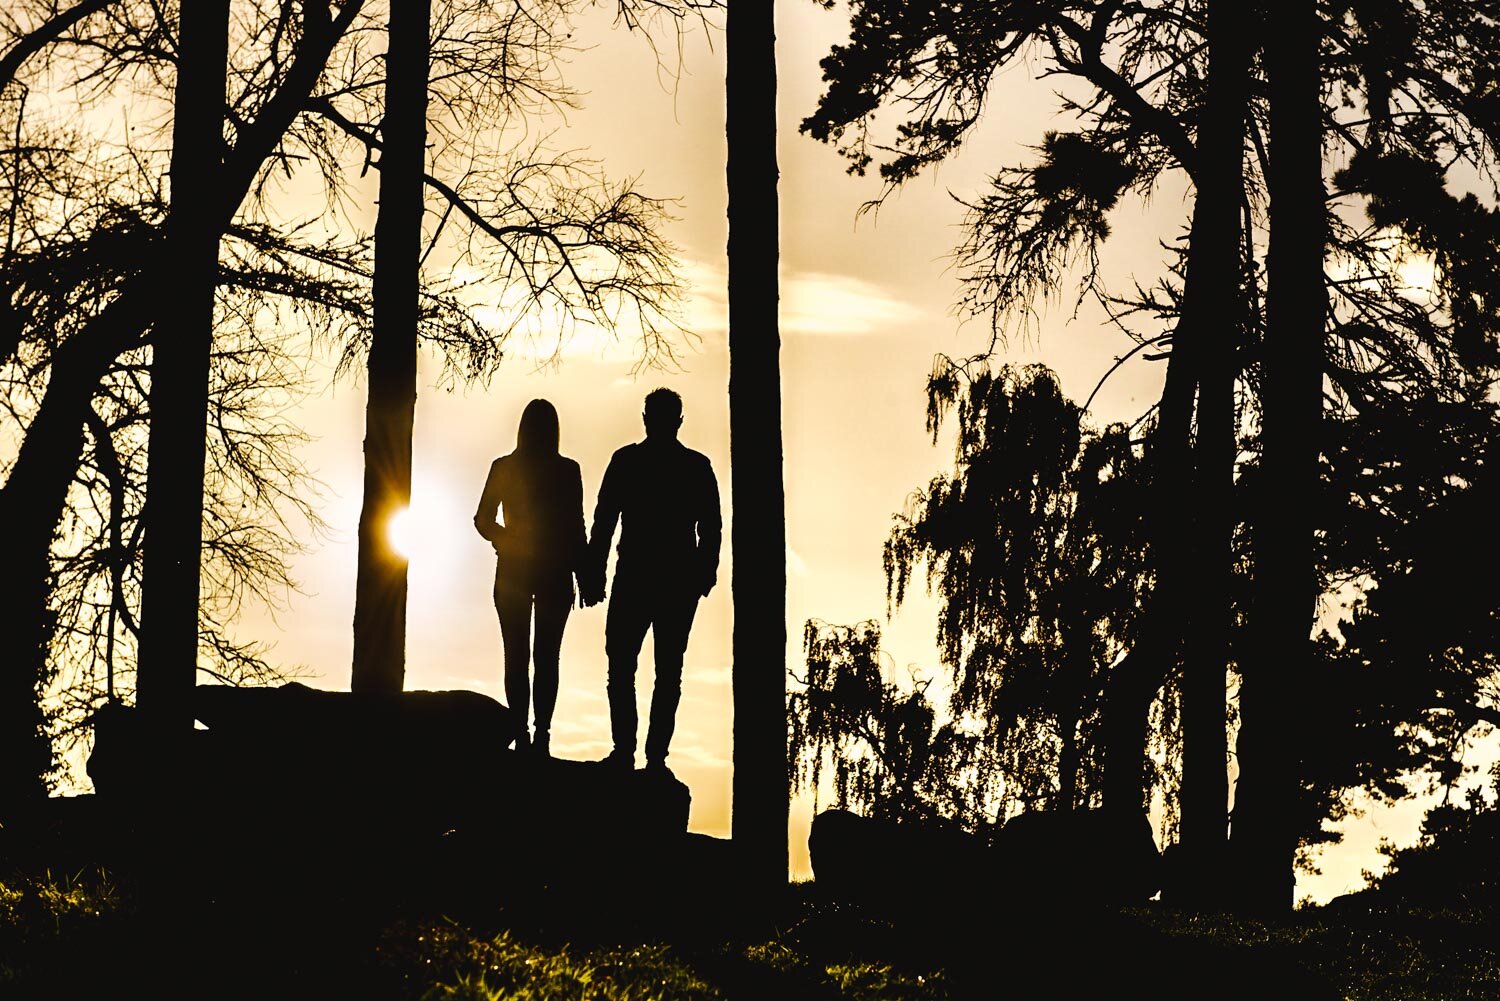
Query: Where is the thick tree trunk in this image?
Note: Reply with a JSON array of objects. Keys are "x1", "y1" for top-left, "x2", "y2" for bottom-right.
[
  {"x1": 1233, "y1": 0, "x2": 1326, "y2": 915},
  {"x1": 134, "y1": 0, "x2": 231, "y2": 754},
  {"x1": 1177, "y1": 0, "x2": 1250, "y2": 906},
  {"x1": 727, "y1": 0, "x2": 788, "y2": 889},
  {"x1": 350, "y1": 0, "x2": 430, "y2": 694}
]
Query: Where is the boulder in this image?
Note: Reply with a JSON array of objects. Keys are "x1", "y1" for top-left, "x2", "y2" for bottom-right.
[
  {"x1": 87, "y1": 685, "x2": 696, "y2": 893},
  {"x1": 508, "y1": 756, "x2": 692, "y2": 846},
  {"x1": 89, "y1": 684, "x2": 524, "y2": 852},
  {"x1": 993, "y1": 808, "x2": 1161, "y2": 904},
  {"x1": 808, "y1": 809, "x2": 991, "y2": 906}
]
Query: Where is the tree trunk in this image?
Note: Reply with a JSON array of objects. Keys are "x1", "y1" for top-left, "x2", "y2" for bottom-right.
[
  {"x1": 1057, "y1": 712, "x2": 1080, "y2": 812},
  {"x1": 728, "y1": 0, "x2": 788, "y2": 890},
  {"x1": 135, "y1": 0, "x2": 230, "y2": 753},
  {"x1": 1177, "y1": 0, "x2": 1250, "y2": 906},
  {"x1": 1056, "y1": 629, "x2": 1092, "y2": 812},
  {"x1": 0, "y1": 297, "x2": 144, "y2": 816},
  {"x1": 1101, "y1": 274, "x2": 1196, "y2": 834},
  {"x1": 350, "y1": 0, "x2": 431, "y2": 694},
  {"x1": 1233, "y1": 0, "x2": 1326, "y2": 915}
]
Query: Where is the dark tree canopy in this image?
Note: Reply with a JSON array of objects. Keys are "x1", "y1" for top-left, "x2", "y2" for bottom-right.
[{"x1": 792, "y1": 364, "x2": 1156, "y2": 826}]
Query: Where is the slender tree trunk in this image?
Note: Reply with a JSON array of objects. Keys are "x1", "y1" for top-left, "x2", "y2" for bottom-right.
[
  {"x1": 1102, "y1": 293, "x2": 1196, "y2": 834},
  {"x1": 136, "y1": 0, "x2": 230, "y2": 750},
  {"x1": 1057, "y1": 714, "x2": 1080, "y2": 812},
  {"x1": 1233, "y1": 0, "x2": 1326, "y2": 915},
  {"x1": 1056, "y1": 632, "x2": 1091, "y2": 812},
  {"x1": 351, "y1": 0, "x2": 430, "y2": 694},
  {"x1": 1177, "y1": 0, "x2": 1250, "y2": 906},
  {"x1": 728, "y1": 0, "x2": 787, "y2": 890}
]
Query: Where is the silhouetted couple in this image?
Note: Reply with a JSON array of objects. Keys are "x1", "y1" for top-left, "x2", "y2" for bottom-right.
[{"x1": 473, "y1": 389, "x2": 721, "y2": 772}]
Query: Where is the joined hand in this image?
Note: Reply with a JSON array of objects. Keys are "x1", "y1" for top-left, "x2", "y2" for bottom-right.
[{"x1": 577, "y1": 566, "x2": 606, "y2": 608}]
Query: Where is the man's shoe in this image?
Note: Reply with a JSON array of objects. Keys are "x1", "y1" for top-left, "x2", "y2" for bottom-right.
[
  {"x1": 598, "y1": 750, "x2": 634, "y2": 771},
  {"x1": 533, "y1": 733, "x2": 552, "y2": 759},
  {"x1": 644, "y1": 757, "x2": 672, "y2": 776}
]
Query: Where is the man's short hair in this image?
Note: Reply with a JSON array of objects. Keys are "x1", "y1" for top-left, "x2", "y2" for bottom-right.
[{"x1": 644, "y1": 387, "x2": 683, "y2": 422}]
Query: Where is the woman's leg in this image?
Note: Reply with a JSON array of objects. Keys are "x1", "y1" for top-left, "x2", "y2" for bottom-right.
[
  {"x1": 494, "y1": 579, "x2": 534, "y2": 747},
  {"x1": 530, "y1": 577, "x2": 573, "y2": 753}
]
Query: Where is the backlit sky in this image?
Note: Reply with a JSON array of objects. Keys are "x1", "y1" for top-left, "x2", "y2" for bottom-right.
[{"x1": 228, "y1": 1, "x2": 1445, "y2": 902}]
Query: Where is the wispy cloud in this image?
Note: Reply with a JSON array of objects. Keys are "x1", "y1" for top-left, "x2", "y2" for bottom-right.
[
  {"x1": 666, "y1": 742, "x2": 730, "y2": 769},
  {"x1": 680, "y1": 261, "x2": 926, "y2": 340},
  {"x1": 684, "y1": 664, "x2": 731, "y2": 688},
  {"x1": 781, "y1": 270, "x2": 925, "y2": 337},
  {"x1": 459, "y1": 260, "x2": 925, "y2": 364}
]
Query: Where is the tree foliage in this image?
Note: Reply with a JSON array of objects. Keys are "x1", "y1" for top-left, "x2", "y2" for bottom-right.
[
  {"x1": 789, "y1": 620, "x2": 991, "y2": 826},
  {"x1": 792, "y1": 364, "x2": 1154, "y2": 825}
]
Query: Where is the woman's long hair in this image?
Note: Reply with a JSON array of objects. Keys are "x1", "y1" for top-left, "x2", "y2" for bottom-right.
[{"x1": 515, "y1": 398, "x2": 561, "y2": 455}]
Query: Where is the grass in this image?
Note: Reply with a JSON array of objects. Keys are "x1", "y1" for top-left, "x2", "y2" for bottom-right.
[
  {"x1": 0, "y1": 867, "x2": 126, "y2": 990},
  {"x1": 1136, "y1": 902, "x2": 1500, "y2": 1000},
  {"x1": 375, "y1": 896, "x2": 956, "y2": 1001},
  {"x1": 0, "y1": 866, "x2": 1496, "y2": 999},
  {"x1": 380, "y1": 923, "x2": 723, "y2": 1000}
]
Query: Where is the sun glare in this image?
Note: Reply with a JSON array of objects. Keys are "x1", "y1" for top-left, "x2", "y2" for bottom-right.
[
  {"x1": 388, "y1": 507, "x2": 419, "y2": 560},
  {"x1": 1395, "y1": 250, "x2": 1438, "y2": 295},
  {"x1": 384, "y1": 487, "x2": 467, "y2": 576}
]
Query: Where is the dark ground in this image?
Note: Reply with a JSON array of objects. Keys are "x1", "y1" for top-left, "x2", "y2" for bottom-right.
[
  {"x1": 1, "y1": 783, "x2": 1496, "y2": 999},
  {"x1": 2, "y1": 830, "x2": 1494, "y2": 1000}
]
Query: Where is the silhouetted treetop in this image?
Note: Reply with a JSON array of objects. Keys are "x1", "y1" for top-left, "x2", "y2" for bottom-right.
[
  {"x1": 788, "y1": 620, "x2": 985, "y2": 826},
  {"x1": 801, "y1": 0, "x2": 1199, "y2": 189},
  {"x1": 882, "y1": 362, "x2": 1150, "y2": 814}
]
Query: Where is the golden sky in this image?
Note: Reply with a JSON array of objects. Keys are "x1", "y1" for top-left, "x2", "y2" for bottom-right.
[{"x1": 223, "y1": 1, "x2": 1441, "y2": 902}]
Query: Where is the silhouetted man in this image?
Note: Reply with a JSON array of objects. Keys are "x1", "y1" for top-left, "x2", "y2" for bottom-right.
[{"x1": 586, "y1": 388, "x2": 721, "y2": 772}]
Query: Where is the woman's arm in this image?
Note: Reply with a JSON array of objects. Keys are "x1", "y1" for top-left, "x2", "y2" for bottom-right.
[
  {"x1": 473, "y1": 459, "x2": 506, "y2": 545},
  {"x1": 567, "y1": 460, "x2": 587, "y2": 571}
]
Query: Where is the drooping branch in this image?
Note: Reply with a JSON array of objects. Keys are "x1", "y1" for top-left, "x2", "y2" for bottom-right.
[
  {"x1": 0, "y1": 0, "x2": 119, "y2": 95},
  {"x1": 1045, "y1": 5, "x2": 1199, "y2": 179}
]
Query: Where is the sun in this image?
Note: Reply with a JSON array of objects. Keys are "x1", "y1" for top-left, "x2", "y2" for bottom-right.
[
  {"x1": 387, "y1": 507, "x2": 420, "y2": 560},
  {"x1": 384, "y1": 484, "x2": 469, "y2": 575},
  {"x1": 1395, "y1": 250, "x2": 1438, "y2": 296}
]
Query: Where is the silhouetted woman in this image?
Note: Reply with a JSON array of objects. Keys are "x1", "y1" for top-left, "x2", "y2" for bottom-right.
[{"x1": 474, "y1": 399, "x2": 588, "y2": 757}]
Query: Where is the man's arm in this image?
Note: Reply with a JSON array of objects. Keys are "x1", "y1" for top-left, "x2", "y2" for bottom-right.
[
  {"x1": 473, "y1": 459, "x2": 505, "y2": 546},
  {"x1": 696, "y1": 457, "x2": 722, "y2": 596}
]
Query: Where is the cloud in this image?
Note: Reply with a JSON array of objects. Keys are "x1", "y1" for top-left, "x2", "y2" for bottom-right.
[
  {"x1": 460, "y1": 260, "x2": 925, "y2": 363},
  {"x1": 684, "y1": 664, "x2": 731, "y2": 687},
  {"x1": 551, "y1": 713, "x2": 610, "y2": 736},
  {"x1": 665, "y1": 742, "x2": 730, "y2": 769},
  {"x1": 781, "y1": 271, "x2": 926, "y2": 337},
  {"x1": 677, "y1": 261, "x2": 927, "y2": 340}
]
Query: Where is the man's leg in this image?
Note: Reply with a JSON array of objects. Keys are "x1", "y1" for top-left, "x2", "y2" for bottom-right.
[
  {"x1": 604, "y1": 576, "x2": 651, "y2": 762},
  {"x1": 644, "y1": 585, "x2": 701, "y2": 768},
  {"x1": 494, "y1": 580, "x2": 534, "y2": 748}
]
